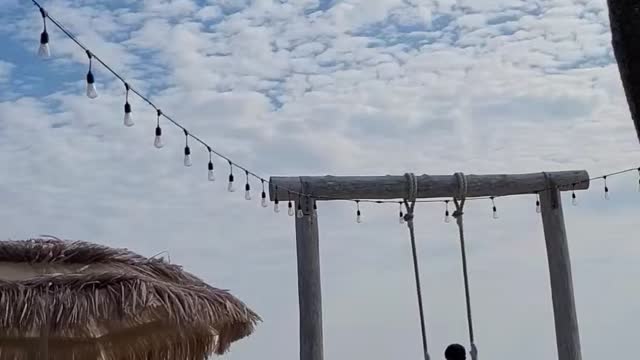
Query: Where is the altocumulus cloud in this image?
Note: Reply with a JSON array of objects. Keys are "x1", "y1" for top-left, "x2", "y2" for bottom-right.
[{"x1": 0, "y1": 0, "x2": 639, "y2": 359}]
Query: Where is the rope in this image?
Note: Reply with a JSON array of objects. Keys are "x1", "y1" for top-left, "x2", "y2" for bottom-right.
[
  {"x1": 402, "y1": 173, "x2": 430, "y2": 360},
  {"x1": 452, "y1": 172, "x2": 478, "y2": 360}
]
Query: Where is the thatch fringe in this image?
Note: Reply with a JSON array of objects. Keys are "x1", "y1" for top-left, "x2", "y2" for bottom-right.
[{"x1": 0, "y1": 238, "x2": 260, "y2": 359}]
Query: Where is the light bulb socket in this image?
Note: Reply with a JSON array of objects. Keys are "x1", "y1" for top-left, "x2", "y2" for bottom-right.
[
  {"x1": 124, "y1": 102, "x2": 131, "y2": 114},
  {"x1": 86, "y1": 71, "x2": 95, "y2": 84},
  {"x1": 184, "y1": 146, "x2": 191, "y2": 156},
  {"x1": 288, "y1": 201, "x2": 292, "y2": 208},
  {"x1": 208, "y1": 161, "x2": 214, "y2": 171},
  {"x1": 228, "y1": 174, "x2": 234, "y2": 182},
  {"x1": 40, "y1": 31, "x2": 49, "y2": 45},
  {"x1": 155, "y1": 126, "x2": 162, "y2": 136},
  {"x1": 245, "y1": 183, "x2": 250, "y2": 191},
  {"x1": 262, "y1": 191, "x2": 267, "y2": 199}
]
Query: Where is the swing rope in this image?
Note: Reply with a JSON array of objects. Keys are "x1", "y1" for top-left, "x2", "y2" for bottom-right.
[
  {"x1": 452, "y1": 172, "x2": 478, "y2": 360},
  {"x1": 402, "y1": 173, "x2": 430, "y2": 360}
]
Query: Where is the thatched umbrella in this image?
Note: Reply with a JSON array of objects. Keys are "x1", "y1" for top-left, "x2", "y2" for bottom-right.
[
  {"x1": 607, "y1": 0, "x2": 640, "y2": 142},
  {"x1": 0, "y1": 238, "x2": 260, "y2": 360}
]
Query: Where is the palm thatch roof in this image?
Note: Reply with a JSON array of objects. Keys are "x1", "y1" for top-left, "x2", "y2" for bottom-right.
[
  {"x1": 0, "y1": 238, "x2": 261, "y2": 360},
  {"x1": 608, "y1": 0, "x2": 640, "y2": 142}
]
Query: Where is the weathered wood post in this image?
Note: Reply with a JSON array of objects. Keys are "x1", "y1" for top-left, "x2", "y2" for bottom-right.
[
  {"x1": 295, "y1": 194, "x2": 323, "y2": 360},
  {"x1": 539, "y1": 176, "x2": 582, "y2": 360},
  {"x1": 270, "y1": 171, "x2": 589, "y2": 360}
]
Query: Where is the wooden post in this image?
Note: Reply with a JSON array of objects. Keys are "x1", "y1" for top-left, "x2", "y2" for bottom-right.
[
  {"x1": 539, "y1": 182, "x2": 582, "y2": 360},
  {"x1": 295, "y1": 195, "x2": 323, "y2": 360}
]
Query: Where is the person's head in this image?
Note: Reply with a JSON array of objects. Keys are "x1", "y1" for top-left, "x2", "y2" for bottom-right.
[{"x1": 444, "y1": 343, "x2": 466, "y2": 360}]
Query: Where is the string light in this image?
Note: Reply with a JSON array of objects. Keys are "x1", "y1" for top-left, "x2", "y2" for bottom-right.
[
  {"x1": 244, "y1": 171, "x2": 252, "y2": 200},
  {"x1": 296, "y1": 196, "x2": 304, "y2": 218},
  {"x1": 491, "y1": 197, "x2": 499, "y2": 219},
  {"x1": 273, "y1": 186, "x2": 280, "y2": 213},
  {"x1": 535, "y1": 193, "x2": 541, "y2": 214},
  {"x1": 207, "y1": 147, "x2": 215, "y2": 181},
  {"x1": 38, "y1": 8, "x2": 50, "y2": 58},
  {"x1": 399, "y1": 202, "x2": 405, "y2": 224},
  {"x1": 261, "y1": 180, "x2": 268, "y2": 208},
  {"x1": 153, "y1": 109, "x2": 163, "y2": 149},
  {"x1": 123, "y1": 83, "x2": 134, "y2": 127},
  {"x1": 183, "y1": 130, "x2": 192, "y2": 167},
  {"x1": 27, "y1": 1, "x2": 640, "y2": 223},
  {"x1": 356, "y1": 200, "x2": 362, "y2": 223},
  {"x1": 227, "y1": 162, "x2": 235, "y2": 192},
  {"x1": 571, "y1": 184, "x2": 578, "y2": 206},
  {"x1": 288, "y1": 192, "x2": 294, "y2": 217},
  {"x1": 604, "y1": 176, "x2": 610, "y2": 200},
  {"x1": 85, "y1": 50, "x2": 98, "y2": 99},
  {"x1": 444, "y1": 200, "x2": 451, "y2": 223}
]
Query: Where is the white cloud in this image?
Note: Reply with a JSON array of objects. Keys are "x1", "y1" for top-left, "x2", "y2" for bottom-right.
[
  {"x1": 0, "y1": 60, "x2": 13, "y2": 83},
  {"x1": 0, "y1": 0, "x2": 639, "y2": 359}
]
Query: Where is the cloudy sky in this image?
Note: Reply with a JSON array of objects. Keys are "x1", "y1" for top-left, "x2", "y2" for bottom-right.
[{"x1": 1, "y1": 0, "x2": 639, "y2": 359}]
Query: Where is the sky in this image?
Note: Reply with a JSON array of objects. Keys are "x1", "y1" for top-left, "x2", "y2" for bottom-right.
[{"x1": 0, "y1": 0, "x2": 639, "y2": 359}]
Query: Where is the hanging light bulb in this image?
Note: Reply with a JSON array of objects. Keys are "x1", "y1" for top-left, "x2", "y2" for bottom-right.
[
  {"x1": 603, "y1": 176, "x2": 610, "y2": 200},
  {"x1": 399, "y1": 202, "x2": 405, "y2": 224},
  {"x1": 206, "y1": 148, "x2": 215, "y2": 181},
  {"x1": 313, "y1": 201, "x2": 318, "y2": 215},
  {"x1": 227, "y1": 162, "x2": 235, "y2": 192},
  {"x1": 261, "y1": 180, "x2": 268, "y2": 208},
  {"x1": 535, "y1": 193, "x2": 541, "y2": 214},
  {"x1": 637, "y1": 168, "x2": 640, "y2": 193},
  {"x1": 288, "y1": 194, "x2": 294, "y2": 216},
  {"x1": 38, "y1": 8, "x2": 50, "y2": 58},
  {"x1": 183, "y1": 130, "x2": 192, "y2": 167},
  {"x1": 356, "y1": 201, "x2": 362, "y2": 223},
  {"x1": 296, "y1": 201, "x2": 304, "y2": 218},
  {"x1": 207, "y1": 161, "x2": 215, "y2": 181},
  {"x1": 123, "y1": 84, "x2": 134, "y2": 127},
  {"x1": 274, "y1": 187, "x2": 281, "y2": 213},
  {"x1": 85, "y1": 51, "x2": 98, "y2": 99},
  {"x1": 154, "y1": 110, "x2": 163, "y2": 148},
  {"x1": 571, "y1": 185, "x2": 578, "y2": 206},
  {"x1": 244, "y1": 171, "x2": 252, "y2": 200},
  {"x1": 207, "y1": 159, "x2": 215, "y2": 183},
  {"x1": 444, "y1": 200, "x2": 451, "y2": 223},
  {"x1": 491, "y1": 197, "x2": 499, "y2": 219}
]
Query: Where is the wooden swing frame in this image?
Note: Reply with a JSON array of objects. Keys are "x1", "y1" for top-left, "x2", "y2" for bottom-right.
[{"x1": 270, "y1": 170, "x2": 589, "y2": 360}]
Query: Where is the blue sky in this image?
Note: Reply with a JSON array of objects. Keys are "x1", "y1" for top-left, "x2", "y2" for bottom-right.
[{"x1": 0, "y1": 0, "x2": 639, "y2": 359}]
